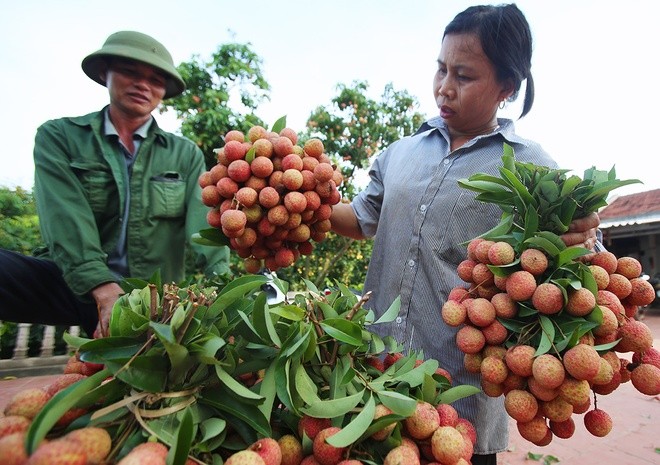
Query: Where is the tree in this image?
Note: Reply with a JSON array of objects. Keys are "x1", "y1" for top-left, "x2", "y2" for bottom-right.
[
  {"x1": 162, "y1": 42, "x2": 271, "y2": 169},
  {"x1": 276, "y1": 81, "x2": 426, "y2": 289},
  {"x1": 0, "y1": 186, "x2": 42, "y2": 255}
]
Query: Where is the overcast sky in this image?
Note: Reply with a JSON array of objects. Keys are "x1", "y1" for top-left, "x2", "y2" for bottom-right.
[{"x1": 1, "y1": 0, "x2": 658, "y2": 198}]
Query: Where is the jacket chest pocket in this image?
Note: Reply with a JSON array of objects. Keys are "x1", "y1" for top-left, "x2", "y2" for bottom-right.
[
  {"x1": 149, "y1": 172, "x2": 186, "y2": 218},
  {"x1": 71, "y1": 162, "x2": 114, "y2": 214}
]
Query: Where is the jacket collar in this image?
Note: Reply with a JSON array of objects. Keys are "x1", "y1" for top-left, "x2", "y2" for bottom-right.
[{"x1": 69, "y1": 106, "x2": 170, "y2": 147}]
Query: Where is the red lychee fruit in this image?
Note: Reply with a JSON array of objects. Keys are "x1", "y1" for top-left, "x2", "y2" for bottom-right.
[
  {"x1": 590, "y1": 251, "x2": 618, "y2": 274},
  {"x1": 562, "y1": 344, "x2": 601, "y2": 381},
  {"x1": 630, "y1": 363, "x2": 660, "y2": 395},
  {"x1": 591, "y1": 358, "x2": 615, "y2": 385},
  {"x1": 474, "y1": 239, "x2": 495, "y2": 264},
  {"x1": 312, "y1": 427, "x2": 345, "y2": 465},
  {"x1": 520, "y1": 248, "x2": 548, "y2": 276},
  {"x1": 505, "y1": 344, "x2": 535, "y2": 377},
  {"x1": 593, "y1": 306, "x2": 618, "y2": 338},
  {"x1": 430, "y1": 426, "x2": 465, "y2": 465},
  {"x1": 0, "y1": 415, "x2": 30, "y2": 439},
  {"x1": 370, "y1": 404, "x2": 396, "y2": 441},
  {"x1": 505, "y1": 270, "x2": 537, "y2": 301},
  {"x1": 616, "y1": 319, "x2": 654, "y2": 353},
  {"x1": 284, "y1": 191, "x2": 307, "y2": 214},
  {"x1": 249, "y1": 437, "x2": 282, "y2": 465},
  {"x1": 558, "y1": 377, "x2": 591, "y2": 407},
  {"x1": 504, "y1": 389, "x2": 538, "y2": 423},
  {"x1": 464, "y1": 352, "x2": 483, "y2": 373},
  {"x1": 491, "y1": 292, "x2": 518, "y2": 318},
  {"x1": 313, "y1": 163, "x2": 335, "y2": 183},
  {"x1": 456, "y1": 259, "x2": 477, "y2": 283},
  {"x1": 487, "y1": 241, "x2": 515, "y2": 265},
  {"x1": 532, "y1": 354, "x2": 566, "y2": 389},
  {"x1": 531, "y1": 282, "x2": 564, "y2": 314},
  {"x1": 517, "y1": 415, "x2": 550, "y2": 445},
  {"x1": 626, "y1": 277, "x2": 655, "y2": 306},
  {"x1": 441, "y1": 300, "x2": 467, "y2": 327},
  {"x1": 278, "y1": 434, "x2": 303, "y2": 465},
  {"x1": 436, "y1": 403, "x2": 459, "y2": 427},
  {"x1": 225, "y1": 129, "x2": 245, "y2": 143},
  {"x1": 583, "y1": 409, "x2": 613, "y2": 437},
  {"x1": 549, "y1": 417, "x2": 575, "y2": 439},
  {"x1": 303, "y1": 138, "x2": 324, "y2": 158},
  {"x1": 596, "y1": 289, "x2": 624, "y2": 314},
  {"x1": 605, "y1": 273, "x2": 632, "y2": 300},
  {"x1": 27, "y1": 438, "x2": 88, "y2": 465},
  {"x1": 540, "y1": 397, "x2": 573, "y2": 423},
  {"x1": 455, "y1": 417, "x2": 477, "y2": 445},
  {"x1": 253, "y1": 138, "x2": 274, "y2": 158},
  {"x1": 225, "y1": 450, "x2": 267, "y2": 465},
  {"x1": 0, "y1": 432, "x2": 29, "y2": 465},
  {"x1": 589, "y1": 264, "x2": 610, "y2": 290},
  {"x1": 258, "y1": 186, "x2": 281, "y2": 209},
  {"x1": 247, "y1": 125, "x2": 267, "y2": 143},
  {"x1": 466, "y1": 297, "x2": 496, "y2": 327},
  {"x1": 405, "y1": 401, "x2": 440, "y2": 440},
  {"x1": 298, "y1": 415, "x2": 332, "y2": 440},
  {"x1": 227, "y1": 159, "x2": 252, "y2": 183},
  {"x1": 3, "y1": 388, "x2": 50, "y2": 419},
  {"x1": 632, "y1": 347, "x2": 660, "y2": 369},
  {"x1": 565, "y1": 288, "x2": 596, "y2": 317},
  {"x1": 64, "y1": 427, "x2": 112, "y2": 464},
  {"x1": 480, "y1": 355, "x2": 509, "y2": 384},
  {"x1": 455, "y1": 325, "x2": 486, "y2": 354},
  {"x1": 471, "y1": 262, "x2": 494, "y2": 287},
  {"x1": 527, "y1": 377, "x2": 559, "y2": 402},
  {"x1": 615, "y1": 256, "x2": 642, "y2": 279},
  {"x1": 383, "y1": 352, "x2": 404, "y2": 369},
  {"x1": 481, "y1": 319, "x2": 508, "y2": 345},
  {"x1": 224, "y1": 140, "x2": 247, "y2": 162},
  {"x1": 383, "y1": 445, "x2": 420, "y2": 465}
]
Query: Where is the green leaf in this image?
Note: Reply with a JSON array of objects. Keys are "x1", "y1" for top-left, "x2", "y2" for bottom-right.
[
  {"x1": 200, "y1": 389, "x2": 271, "y2": 438},
  {"x1": 256, "y1": 359, "x2": 278, "y2": 421},
  {"x1": 376, "y1": 390, "x2": 417, "y2": 417},
  {"x1": 26, "y1": 368, "x2": 110, "y2": 453},
  {"x1": 245, "y1": 146, "x2": 256, "y2": 163},
  {"x1": 294, "y1": 364, "x2": 322, "y2": 406},
  {"x1": 499, "y1": 167, "x2": 536, "y2": 207},
  {"x1": 215, "y1": 366, "x2": 265, "y2": 405},
  {"x1": 437, "y1": 385, "x2": 482, "y2": 404},
  {"x1": 301, "y1": 389, "x2": 364, "y2": 418},
  {"x1": 392, "y1": 359, "x2": 438, "y2": 387},
  {"x1": 193, "y1": 228, "x2": 230, "y2": 247},
  {"x1": 319, "y1": 319, "x2": 363, "y2": 346},
  {"x1": 271, "y1": 116, "x2": 287, "y2": 134},
  {"x1": 374, "y1": 296, "x2": 401, "y2": 325},
  {"x1": 167, "y1": 408, "x2": 194, "y2": 465},
  {"x1": 327, "y1": 393, "x2": 376, "y2": 447},
  {"x1": 105, "y1": 355, "x2": 168, "y2": 392},
  {"x1": 523, "y1": 237, "x2": 561, "y2": 258},
  {"x1": 77, "y1": 337, "x2": 144, "y2": 364},
  {"x1": 556, "y1": 246, "x2": 591, "y2": 267},
  {"x1": 536, "y1": 315, "x2": 556, "y2": 356}
]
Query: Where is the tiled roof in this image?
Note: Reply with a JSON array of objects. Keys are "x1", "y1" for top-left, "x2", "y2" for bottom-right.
[{"x1": 598, "y1": 188, "x2": 660, "y2": 228}]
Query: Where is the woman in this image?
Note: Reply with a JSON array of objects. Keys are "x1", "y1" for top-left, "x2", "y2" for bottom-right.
[{"x1": 331, "y1": 4, "x2": 599, "y2": 464}]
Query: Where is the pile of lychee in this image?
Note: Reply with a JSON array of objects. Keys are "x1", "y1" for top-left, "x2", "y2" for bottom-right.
[
  {"x1": 199, "y1": 126, "x2": 343, "y2": 272},
  {"x1": 441, "y1": 239, "x2": 660, "y2": 445},
  {"x1": 0, "y1": 354, "x2": 109, "y2": 465}
]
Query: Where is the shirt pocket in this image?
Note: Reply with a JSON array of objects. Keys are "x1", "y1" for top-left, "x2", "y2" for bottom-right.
[
  {"x1": 70, "y1": 161, "x2": 114, "y2": 214},
  {"x1": 149, "y1": 171, "x2": 186, "y2": 218}
]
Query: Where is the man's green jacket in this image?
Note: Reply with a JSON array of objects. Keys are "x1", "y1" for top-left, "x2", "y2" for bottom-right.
[{"x1": 33, "y1": 107, "x2": 229, "y2": 297}]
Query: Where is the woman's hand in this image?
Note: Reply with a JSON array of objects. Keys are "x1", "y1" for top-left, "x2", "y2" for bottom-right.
[{"x1": 91, "y1": 282, "x2": 124, "y2": 338}]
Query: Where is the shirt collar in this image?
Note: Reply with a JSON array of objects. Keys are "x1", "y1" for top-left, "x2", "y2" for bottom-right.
[
  {"x1": 103, "y1": 107, "x2": 153, "y2": 140},
  {"x1": 416, "y1": 116, "x2": 529, "y2": 147}
]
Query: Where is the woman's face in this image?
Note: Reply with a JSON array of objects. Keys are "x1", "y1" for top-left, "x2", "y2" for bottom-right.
[{"x1": 433, "y1": 33, "x2": 512, "y2": 136}]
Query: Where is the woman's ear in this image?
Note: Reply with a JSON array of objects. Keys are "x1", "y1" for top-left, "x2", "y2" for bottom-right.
[{"x1": 500, "y1": 78, "x2": 516, "y2": 102}]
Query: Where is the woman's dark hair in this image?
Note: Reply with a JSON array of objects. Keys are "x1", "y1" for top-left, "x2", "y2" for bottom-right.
[{"x1": 444, "y1": 3, "x2": 534, "y2": 118}]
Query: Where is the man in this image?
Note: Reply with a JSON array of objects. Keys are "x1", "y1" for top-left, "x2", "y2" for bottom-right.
[{"x1": 0, "y1": 31, "x2": 229, "y2": 338}]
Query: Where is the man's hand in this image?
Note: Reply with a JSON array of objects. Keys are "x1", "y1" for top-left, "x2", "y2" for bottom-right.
[
  {"x1": 91, "y1": 282, "x2": 124, "y2": 338},
  {"x1": 560, "y1": 212, "x2": 601, "y2": 261}
]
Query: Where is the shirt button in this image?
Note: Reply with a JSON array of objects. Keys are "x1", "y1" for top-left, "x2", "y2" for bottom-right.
[
  {"x1": 420, "y1": 204, "x2": 427, "y2": 212},
  {"x1": 395, "y1": 317, "x2": 402, "y2": 324},
  {"x1": 443, "y1": 158, "x2": 450, "y2": 165},
  {"x1": 408, "y1": 259, "x2": 415, "y2": 267}
]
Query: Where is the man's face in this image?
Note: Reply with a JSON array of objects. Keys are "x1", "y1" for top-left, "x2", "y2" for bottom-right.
[{"x1": 103, "y1": 58, "x2": 167, "y2": 117}]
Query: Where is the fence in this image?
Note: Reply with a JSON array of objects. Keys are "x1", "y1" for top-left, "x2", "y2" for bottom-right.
[{"x1": 0, "y1": 322, "x2": 80, "y2": 378}]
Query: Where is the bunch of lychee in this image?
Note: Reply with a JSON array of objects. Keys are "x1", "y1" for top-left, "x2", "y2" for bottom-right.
[
  {"x1": 199, "y1": 126, "x2": 343, "y2": 272},
  {"x1": 441, "y1": 239, "x2": 660, "y2": 445}
]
